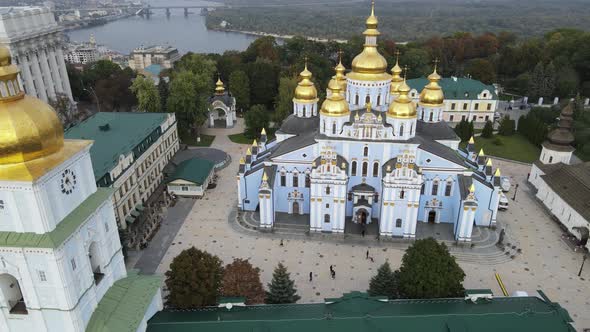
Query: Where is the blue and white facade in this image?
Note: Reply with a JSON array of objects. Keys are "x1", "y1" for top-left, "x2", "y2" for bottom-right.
[{"x1": 237, "y1": 4, "x2": 502, "y2": 241}]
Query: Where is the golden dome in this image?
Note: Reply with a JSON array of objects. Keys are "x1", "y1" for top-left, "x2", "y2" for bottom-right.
[
  {"x1": 365, "y1": 0, "x2": 378, "y2": 29},
  {"x1": 321, "y1": 74, "x2": 349, "y2": 117},
  {"x1": 294, "y1": 63, "x2": 318, "y2": 102},
  {"x1": 390, "y1": 57, "x2": 404, "y2": 95},
  {"x1": 0, "y1": 46, "x2": 64, "y2": 166},
  {"x1": 351, "y1": 46, "x2": 388, "y2": 76},
  {"x1": 328, "y1": 57, "x2": 347, "y2": 93},
  {"x1": 215, "y1": 77, "x2": 225, "y2": 95},
  {"x1": 388, "y1": 80, "x2": 416, "y2": 119},
  {"x1": 419, "y1": 65, "x2": 444, "y2": 106}
]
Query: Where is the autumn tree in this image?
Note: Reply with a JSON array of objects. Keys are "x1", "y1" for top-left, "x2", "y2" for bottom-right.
[
  {"x1": 221, "y1": 259, "x2": 265, "y2": 304},
  {"x1": 266, "y1": 263, "x2": 300, "y2": 304},
  {"x1": 396, "y1": 238, "x2": 465, "y2": 299},
  {"x1": 165, "y1": 247, "x2": 224, "y2": 308},
  {"x1": 130, "y1": 75, "x2": 161, "y2": 113}
]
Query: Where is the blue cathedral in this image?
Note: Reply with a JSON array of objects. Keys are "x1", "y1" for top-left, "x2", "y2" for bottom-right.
[{"x1": 237, "y1": 3, "x2": 502, "y2": 242}]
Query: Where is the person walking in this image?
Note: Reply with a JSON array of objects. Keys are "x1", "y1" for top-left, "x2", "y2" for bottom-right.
[
  {"x1": 280, "y1": 239, "x2": 284, "y2": 246},
  {"x1": 309, "y1": 272, "x2": 313, "y2": 282},
  {"x1": 329, "y1": 265, "x2": 333, "y2": 274},
  {"x1": 331, "y1": 269, "x2": 336, "y2": 279},
  {"x1": 366, "y1": 250, "x2": 369, "y2": 259}
]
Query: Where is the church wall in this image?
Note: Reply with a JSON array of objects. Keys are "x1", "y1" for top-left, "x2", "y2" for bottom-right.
[
  {"x1": 347, "y1": 78, "x2": 391, "y2": 111},
  {"x1": 472, "y1": 181, "x2": 495, "y2": 227},
  {"x1": 417, "y1": 171, "x2": 460, "y2": 224},
  {"x1": 536, "y1": 180, "x2": 588, "y2": 241},
  {"x1": 539, "y1": 146, "x2": 573, "y2": 165},
  {"x1": 273, "y1": 164, "x2": 313, "y2": 214}
]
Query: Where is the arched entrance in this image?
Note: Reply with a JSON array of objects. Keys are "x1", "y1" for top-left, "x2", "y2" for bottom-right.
[
  {"x1": 88, "y1": 242, "x2": 104, "y2": 285},
  {"x1": 428, "y1": 210, "x2": 436, "y2": 224},
  {"x1": 292, "y1": 202, "x2": 300, "y2": 215},
  {"x1": 357, "y1": 209, "x2": 369, "y2": 225},
  {"x1": 0, "y1": 274, "x2": 27, "y2": 314}
]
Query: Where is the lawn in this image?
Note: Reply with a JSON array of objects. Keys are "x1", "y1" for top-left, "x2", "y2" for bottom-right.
[
  {"x1": 228, "y1": 129, "x2": 277, "y2": 145},
  {"x1": 461, "y1": 134, "x2": 540, "y2": 163},
  {"x1": 180, "y1": 134, "x2": 216, "y2": 147}
]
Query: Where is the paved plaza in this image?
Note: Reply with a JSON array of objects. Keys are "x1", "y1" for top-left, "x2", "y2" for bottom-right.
[{"x1": 147, "y1": 119, "x2": 589, "y2": 331}]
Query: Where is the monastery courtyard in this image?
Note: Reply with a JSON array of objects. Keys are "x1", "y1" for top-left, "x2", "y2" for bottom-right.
[{"x1": 153, "y1": 119, "x2": 590, "y2": 331}]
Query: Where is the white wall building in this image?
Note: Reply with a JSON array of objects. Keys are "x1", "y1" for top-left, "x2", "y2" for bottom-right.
[
  {"x1": 0, "y1": 6, "x2": 73, "y2": 103},
  {"x1": 529, "y1": 102, "x2": 590, "y2": 250},
  {"x1": 0, "y1": 47, "x2": 161, "y2": 332},
  {"x1": 128, "y1": 45, "x2": 181, "y2": 71},
  {"x1": 166, "y1": 159, "x2": 215, "y2": 198},
  {"x1": 65, "y1": 44, "x2": 99, "y2": 65}
]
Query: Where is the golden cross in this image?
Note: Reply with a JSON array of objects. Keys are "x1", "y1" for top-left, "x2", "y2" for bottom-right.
[
  {"x1": 337, "y1": 49, "x2": 344, "y2": 63},
  {"x1": 403, "y1": 65, "x2": 409, "y2": 80},
  {"x1": 433, "y1": 58, "x2": 440, "y2": 71},
  {"x1": 304, "y1": 55, "x2": 309, "y2": 69}
]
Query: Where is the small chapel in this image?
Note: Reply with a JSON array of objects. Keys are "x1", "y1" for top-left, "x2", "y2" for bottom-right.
[
  {"x1": 237, "y1": 1, "x2": 503, "y2": 242},
  {"x1": 208, "y1": 77, "x2": 237, "y2": 128}
]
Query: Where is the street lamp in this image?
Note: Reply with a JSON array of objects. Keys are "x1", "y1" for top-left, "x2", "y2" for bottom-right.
[
  {"x1": 578, "y1": 254, "x2": 587, "y2": 277},
  {"x1": 512, "y1": 183, "x2": 519, "y2": 201}
]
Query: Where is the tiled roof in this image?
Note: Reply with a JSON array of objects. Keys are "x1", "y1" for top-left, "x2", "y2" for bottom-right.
[
  {"x1": 65, "y1": 112, "x2": 169, "y2": 181},
  {"x1": 147, "y1": 291, "x2": 575, "y2": 332},
  {"x1": 0, "y1": 188, "x2": 114, "y2": 249},
  {"x1": 407, "y1": 77, "x2": 497, "y2": 100},
  {"x1": 541, "y1": 162, "x2": 590, "y2": 220},
  {"x1": 167, "y1": 158, "x2": 215, "y2": 186}
]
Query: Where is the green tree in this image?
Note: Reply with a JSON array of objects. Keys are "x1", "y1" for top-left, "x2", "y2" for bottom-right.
[
  {"x1": 167, "y1": 71, "x2": 199, "y2": 135},
  {"x1": 466, "y1": 59, "x2": 496, "y2": 84},
  {"x1": 368, "y1": 261, "x2": 398, "y2": 299},
  {"x1": 164, "y1": 247, "x2": 223, "y2": 308},
  {"x1": 246, "y1": 61, "x2": 280, "y2": 108},
  {"x1": 94, "y1": 68, "x2": 136, "y2": 112},
  {"x1": 274, "y1": 76, "x2": 298, "y2": 124},
  {"x1": 396, "y1": 238, "x2": 465, "y2": 299},
  {"x1": 481, "y1": 120, "x2": 494, "y2": 138},
  {"x1": 229, "y1": 70, "x2": 250, "y2": 111},
  {"x1": 158, "y1": 79, "x2": 169, "y2": 112},
  {"x1": 454, "y1": 119, "x2": 474, "y2": 142},
  {"x1": 49, "y1": 93, "x2": 76, "y2": 128},
  {"x1": 245, "y1": 104, "x2": 270, "y2": 137},
  {"x1": 130, "y1": 75, "x2": 161, "y2": 113},
  {"x1": 265, "y1": 263, "x2": 300, "y2": 304},
  {"x1": 174, "y1": 53, "x2": 217, "y2": 78},
  {"x1": 221, "y1": 259, "x2": 265, "y2": 304},
  {"x1": 498, "y1": 115, "x2": 515, "y2": 136}
]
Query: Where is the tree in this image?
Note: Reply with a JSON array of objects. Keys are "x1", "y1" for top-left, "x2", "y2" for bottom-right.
[
  {"x1": 164, "y1": 247, "x2": 223, "y2": 309},
  {"x1": 266, "y1": 263, "x2": 300, "y2": 304},
  {"x1": 246, "y1": 61, "x2": 280, "y2": 108},
  {"x1": 174, "y1": 53, "x2": 217, "y2": 79},
  {"x1": 274, "y1": 76, "x2": 298, "y2": 124},
  {"x1": 498, "y1": 115, "x2": 515, "y2": 136},
  {"x1": 158, "y1": 79, "x2": 169, "y2": 112},
  {"x1": 130, "y1": 75, "x2": 161, "y2": 113},
  {"x1": 221, "y1": 259, "x2": 265, "y2": 304},
  {"x1": 245, "y1": 104, "x2": 270, "y2": 137},
  {"x1": 396, "y1": 238, "x2": 465, "y2": 299},
  {"x1": 454, "y1": 119, "x2": 474, "y2": 142},
  {"x1": 167, "y1": 70, "x2": 211, "y2": 136},
  {"x1": 49, "y1": 93, "x2": 76, "y2": 128},
  {"x1": 93, "y1": 68, "x2": 136, "y2": 112},
  {"x1": 229, "y1": 70, "x2": 250, "y2": 111},
  {"x1": 368, "y1": 261, "x2": 398, "y2": 299},
  {"x1": 481, "y1": 120, "x2": 494, "y2": 138},
  {"x1": 466, "y1": 59, "x2": 496, "y2": 84}
]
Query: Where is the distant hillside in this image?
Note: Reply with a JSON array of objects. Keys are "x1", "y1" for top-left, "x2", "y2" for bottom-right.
[{"x1": 209, "y1": 0, "x2": 590, "y2": 41}]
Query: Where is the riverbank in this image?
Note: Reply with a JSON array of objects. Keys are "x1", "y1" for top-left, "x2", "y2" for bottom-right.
[{"x1": 210, "y1": 27, "x2": 347, "y2": 44}]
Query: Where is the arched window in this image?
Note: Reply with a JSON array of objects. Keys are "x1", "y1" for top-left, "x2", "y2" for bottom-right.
[
  {"x1": 324, "y1": 214, "x2": 331, "y2": 223},
  {"x1": 396, "y1": 218, "x2": 402, "y2": 228},
  {"x1": 355, "y1": 94, "x2": 359, "y2": 105},
  {"x1": 362, "y1": 162, "x2": 368, "y2": 177},
  {"x1": 377, "y1": 95, "x2": 381, "y2": 106},
  {"x1": 323, "y1": 120, "x2": 326, "y2": 133},
  {"x1": 399, "y1": 124, "x2": 404, "y2": 136},
  {"x1": 332, "y1": 122, "x2": 337, "y2": 135},
  {"x1": 429, "y1": 112, "x2": 434, "y2": 122},
  {"x1": 351, "y1": 161, "x2": 358, "y2": 176},
  {"x1": 445, "y1": 181, "x2": 452, "y2": 196},
  {"x1": 421, "y1": 110, "x2": 425, "y2": 121},
  {"x1": 363, "y1": 146, "x2": 369, "y2": 157},
  {"x1": 373, "y1": 162, "x2": 379, "y2": 177},
  {"x1": 326, "y1": 186, "x2": 331, "y2": 195},
  {"x1": 89, "y1": 242, "x2": 104, "y2": 285},
  {"x1": 0, "y1": 274, "x2": 27, "y2": 314},
  {"x1": 365, "y1": 95, "x2": 370, "y2": 104},
  {"x1": 280, "y1": 173, "x2": 286, "y2": 186},
  {"x1": 410, "y1": 123, "x2": 414, "y2": 135},
  {"x1": 431, "y1": 180, "x2": 439, "y2": 195},
  {"x1": 399, "y1": 189, "x2": 405, "y2": 199},
  {"x1": 305, "y1": 174, "x2": 311, "y2": 188},
  {"x1": 421, "y1": 183, "x2": 425, "y2": 195},
  {"x1": 303, "y1": 105, "x2": 306, "y2": 116},
  {"x1": 549, "y1": 156, "x2": 553, "y2": 163},
  {"x1": 292, "y1": 173, "x2": 299, "y2": 187}
]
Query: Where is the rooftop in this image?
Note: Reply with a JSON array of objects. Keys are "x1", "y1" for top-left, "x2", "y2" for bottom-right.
[
  {"x1": 147, "y1": 291, "x2": 575, "y2": 332},
  {"x1": 407, "y1": 77, "x2": 497, "y2": 100},
  {"x1": 65, "y1": 112, "x2": 169, "y2": 181},
  {"x1": 541, "y1": 161, "x2": 590, "y2": 220},
  {"x1": 167, "y1": 158, "x2": 215, "y2": 185}
]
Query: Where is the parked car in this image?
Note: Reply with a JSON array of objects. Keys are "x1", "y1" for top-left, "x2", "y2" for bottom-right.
[
  {"x1": 500, "y1": 176, "x2": 511, "y2": 192},
  {"x1": 498, "y1": 192, "x2": 509, "y2": 210}
]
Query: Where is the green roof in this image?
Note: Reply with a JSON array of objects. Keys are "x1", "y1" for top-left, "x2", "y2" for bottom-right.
[
  {"x1": 0, "y1": 188, "x2": 114, "y2": 249},
  {"x1": 87, "y1": 270, "x2": 162, "y2": 332},
  {"x1": 407, "y1": 77, "x2": 497, "y2": 100},
  {"x1": 167, "y1": 158, "x2": 215, "y2": 185},
  {"x1": 65, "y1": 112, "x2": 169, "y2": 182},
  {"x1": 147, "y1": 291, "x2": 575, "y2": 332}
]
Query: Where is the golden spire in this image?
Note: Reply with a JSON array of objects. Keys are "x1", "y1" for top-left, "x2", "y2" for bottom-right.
[
  {"x1": 252, "y1": 139, "x2": 258, "y2": 147},
  {"x1": 469, "y1": 183, "x2": 475, "y2": 193},
  {"x1": 366, "y1": 0, "x2": 378, "y2": 29},
  {"x1": 261, "y1": 128, "x2": 267, "y2": 136},
  {"x1": 294, "y1": 58, "x2": 318, "y2": 102},
  {"x1": 262, "y1": 171, "x2": 268, "y2": 182},
  {"x1": 419, "y1": 59, "x2": 444, "y2": 106},
  {"x1": 215, "y1": 75, "x2": 225, "y2": 95},
  {"x1": 246, "y1": 148, "x2": 252, "y2": 156},
  {"x1": 366, "y1": 102, "x2": 372, "y2": 113},
  {"x1": 494, "y1": 168, "x2": 501, "y2": 177},
  {"x1": 322, "y1": 62, "x2": 350, "y2": 117},
  {"x1": 478, "y1": 148, "x2": 485, "y2": 156},
  {"x1": 329, "y1": 50, "x2": 347, "y2": 93},
  {"x1": 388, "y1": 65, "x2": 416, "y2": 118},
  {"x1": 468, "y1": 136, "x2": 475, "y2": 144},
  {"x1": 0, "y1": 46, "x2": 64, "y2": 166},
  {"x1": 486, "y1": 158, "x2": 493, "y2": 166},
  {"x1": 390, "y1": 50, "x2": 404, "y2": 95},
  {"x1": 239, "y1": 157, "x2": 245, "y2": 164}
]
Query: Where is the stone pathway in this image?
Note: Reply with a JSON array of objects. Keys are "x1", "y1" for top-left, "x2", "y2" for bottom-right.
[{"x1": 153, "y1": 121, "x2": 590, "y2": 331}]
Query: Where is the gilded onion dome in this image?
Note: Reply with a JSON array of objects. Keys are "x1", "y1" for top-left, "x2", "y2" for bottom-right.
[
  {"x1": 321, "y1": 72, "x2": 350, "y2": 117},
  {"x1": 293, "y1": 62, "x2": 318, "y2": 102},
  {"x1": 328, "y1": 56, "x2": 347, "y2": 93},
  {"x1": 0, "y1": 46, "x2": 64, "y2": 165},
  {"x1": 348, "y1": 1, "x2": 390, "y2": 81},
  {"x1": 388, "y1": 79, "x2": 416, "y2": 118},
  {"x1": 215, "y1": 77, "x2": 225, "y2": 95},
  {"x1": 390, "y1": 56, "x2": 404, "y2": 95},
  {"x1": 419, "y1": 65, "x2": 445, "y2": 106}
]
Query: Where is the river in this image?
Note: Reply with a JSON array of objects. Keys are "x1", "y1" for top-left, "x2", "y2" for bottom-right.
[{"x1": 66, "y1": 0, "x2": 258, "y2": 55}]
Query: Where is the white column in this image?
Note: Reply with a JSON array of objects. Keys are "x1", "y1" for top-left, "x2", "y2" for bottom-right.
[
  {"x1": 30, "y1": 51, "x2": 48, "y2": 102},
  {"x1": 38, "y1": 47, "x2": 56, "y2": 100},
  {"x1": 55, "y1": 46, "x2": 74, "y2": 101},
  {"x1": 19, "y1": 53, "x2": 37, "y2": 98},
  {"x1": 47, "y1": 46, "x2": 64, "y2": 95}
]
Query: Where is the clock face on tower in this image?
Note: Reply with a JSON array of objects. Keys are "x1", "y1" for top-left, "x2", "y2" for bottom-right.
[{"x1": 60, "y1": 169, "x2": 77, "y2": 195}]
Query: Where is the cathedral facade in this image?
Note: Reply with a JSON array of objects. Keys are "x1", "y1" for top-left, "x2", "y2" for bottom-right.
[{"x1": 237, "y1": 3, "x2": 502, "y2": 241}]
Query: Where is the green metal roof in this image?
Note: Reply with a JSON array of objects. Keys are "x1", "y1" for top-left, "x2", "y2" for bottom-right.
[
  {"x1": 65, "y1": 112, "x2": 169, "y2": 182},
  {"x1": 147, "y1": 291, "x2": 575, "y2": 332},
  {"x1": 0, "y1": 188, "x2": 114, "y2": 249},
  {"x1": 167, "y1": 158, "x2": 215, "y2": 186},
  {"x1": 87, "y1": 270, "x2": 162, "y2": 332},
  {"x1": 407, "y1": 77, "x2": 497, "y2": 100}
]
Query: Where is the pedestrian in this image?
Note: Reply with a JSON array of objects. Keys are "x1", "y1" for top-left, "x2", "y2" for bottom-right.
[
  {"x1": 361, "y1": 229, "x2": 365, "y2": 237},
  {"x1": 370, "y1": 257, "x2": 374, "y2": 263},
  {"x1": 309, "y1": 272, "x2": 313, "y2": 282},
  {"x1": 329, "y1": 265, "x2": 333, "y2": 273},
  {"x1": 280, "y1": 239, "x2": 284, "y2": 246},
  {"x1": 366, "y1": 250, "x2": 369, "y2": 259},
  {"x1": 331, "y1": 269, "x2": 336, "y2": 279}
]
